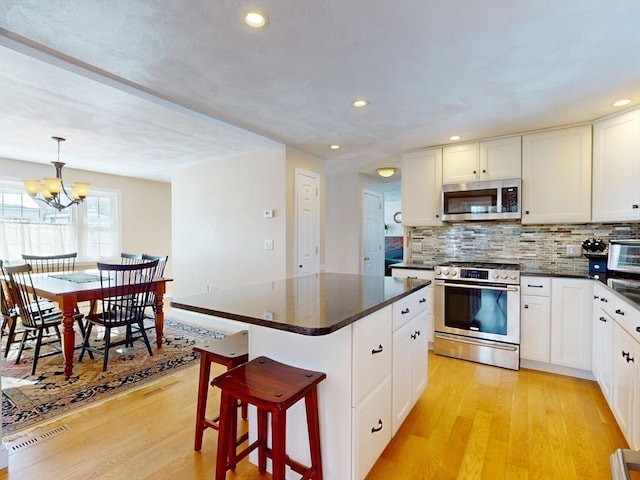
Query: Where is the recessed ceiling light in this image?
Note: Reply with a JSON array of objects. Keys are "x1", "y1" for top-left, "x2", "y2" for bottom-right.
[
  {"x1": 244, "y1": 10, "x2": 268, "y2": 28},
  {"x1": 612, "y1": 99, "x2": 631, "y2": 107},
  {"x1": 449, "y1": 135, "x2": 461, "y2": 141},
  {"x1": 329, "y1": 144, "x2": 340, "y2": 150},
  {"x1": 352, "y1": 100, "x2": 368, "y2": 108}
]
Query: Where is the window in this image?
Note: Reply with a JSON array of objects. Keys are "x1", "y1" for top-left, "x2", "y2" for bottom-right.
[{"x1": 0, "y1": 182, "x2": 121, "y2": 262}]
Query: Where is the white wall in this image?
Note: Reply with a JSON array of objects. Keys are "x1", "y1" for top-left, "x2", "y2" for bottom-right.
[
  {"x1": 171, "y1": 147, "x2": 288, "y2": 297},
  {"x1": 384, "y1": 199, "x2": 403, "y2": 237},
  {"x1": 0, "y1": 158, "x2": 172, "y2": 275},
  {"x1": 325, "y1": 173, "x2": 384, "y2": 274}
]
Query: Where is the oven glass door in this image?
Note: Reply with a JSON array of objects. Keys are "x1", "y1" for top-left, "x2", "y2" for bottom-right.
[{"x1": 436, "y1": 282, "x2": 520, "y2": 344}]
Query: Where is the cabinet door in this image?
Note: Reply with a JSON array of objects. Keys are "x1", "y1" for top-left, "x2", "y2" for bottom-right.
[
  {"x1": 612, "y1": 322, "x2": 640, "y2": 450},
  {"x1": 442, "y1": 143, "x2": 480, "y2": 184},
  {"x1": 411, "y1": 311, "x2": 429, "y2": 401},
  {"x1": 592, "y1": 108, "x2": 640, "y2": 222},
  {"x1": 520, "y1": 294, "x2": 551, "y2": 362},
  {"x1": 479, "y1": 136, "x2": 522, "y2": 180},
  {"x1": 392, "y1": 319, "x2": 413, "y2": 435},
  {"x1": 593, "y1": 306, "x2": 613, "y2": 399},
  {"x1": 550, "y1": 278, "x2": 593, "y2": 370},
  {"x1": 400, "y1": 149, "x2": 443, "y2": 226},
  {"x1": 522, "y1": 126, "x2": 592, "y2": 224}
]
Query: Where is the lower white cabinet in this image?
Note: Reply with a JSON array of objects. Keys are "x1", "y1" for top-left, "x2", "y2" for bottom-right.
[
  {"x1": 391, "y1": 268, "x2": 435, "y2": 343},
  {"x1": 592, "y1": 283, "x2": 613, "y2": 399},
  {"x1": 353, "y1": 375, "x2": 392, "y2": 479},
  {"x1": 392, "y1": 310, "x2": 428, "y2": 435},
  {"x1": 520, "y1": 276, "x2": 551, "y2": 362},
  {"x1": 611, "y1": 321, "x2": 640, "y2": 450},
  {"x1": 550, "y1": 278, "x2": 593, "y2": 370}
]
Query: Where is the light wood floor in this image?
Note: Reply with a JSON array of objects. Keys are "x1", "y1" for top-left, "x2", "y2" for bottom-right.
[{"x1": 0, "y1": 351, "x2": 633, "y2": 480}]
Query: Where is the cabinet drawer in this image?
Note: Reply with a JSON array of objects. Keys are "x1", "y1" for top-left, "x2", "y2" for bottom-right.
[
  {"x1": 521, "y1": 277, "x2": 551, "y2": 296},
  {"x1": 391, "y1": 268, "x2": 433, "y2": 280},
  {"x1": 392, "y1": 288, "x2": 428, "y2": 331},
  {"x1": 352, "y1": 374, "x2": 392, "y2": 480},
  {"x1": 610, "y1": 298, "x2": 640, "y2": 341},
  {"x1": 353, "y1": 306, "x2": 392, "y2": 405}
]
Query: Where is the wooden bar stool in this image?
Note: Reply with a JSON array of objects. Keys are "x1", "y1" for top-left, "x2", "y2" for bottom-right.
[
  {"x1": 193, "y1": 330, "x2": 249, "y2": 452},
  {"x1": 212, "y1": 356, "x2": 326, "y2": 480}
]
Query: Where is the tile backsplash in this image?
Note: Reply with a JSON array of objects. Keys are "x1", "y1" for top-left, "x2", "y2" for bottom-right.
[{"x1": 407, "y1": 222, "x2": 640, "y2": 274}]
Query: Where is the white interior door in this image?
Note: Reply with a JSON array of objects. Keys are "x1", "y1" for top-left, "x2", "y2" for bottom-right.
[
  {"x1": 363, "y1": 190, "x2": 383, "y2": 275},
  {"x1": 295, "y1": 169, "x2": 320, "y2": 276}
]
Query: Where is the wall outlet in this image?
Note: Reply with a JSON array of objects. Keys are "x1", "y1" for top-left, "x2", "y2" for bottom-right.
[
  {"x1": 264, "y1": 239, "x2": 274, "y2": 250},
  {"x1": 263, "y1": 209, "x2": 274, "y2": 218},
  {"x1": 566, "y1": 244, "x2": 581, "y2": 257}
]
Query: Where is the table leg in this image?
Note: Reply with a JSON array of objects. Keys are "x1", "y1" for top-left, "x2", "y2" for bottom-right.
[
  {"x1": 61, "y1": 297, "x2": 78, "y2": 378},
  {"x1": 155, "y1": 282, "x2": 166, "y2": 348}
]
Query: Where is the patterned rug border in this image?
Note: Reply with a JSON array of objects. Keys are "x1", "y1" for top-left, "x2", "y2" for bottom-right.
[{"x1": 2, "y1": 319, "x2": 228, "y2": 435}]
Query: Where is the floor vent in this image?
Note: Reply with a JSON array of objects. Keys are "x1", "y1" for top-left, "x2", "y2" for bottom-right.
[
  {"x1": 5, "y1": 424, "x2": 70, "y2": 454},
  {"x1": 141, "y1": 379, "x2": 182, "y2": 397}
]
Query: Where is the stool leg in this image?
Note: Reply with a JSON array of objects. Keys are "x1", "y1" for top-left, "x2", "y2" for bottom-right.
[
  {"x1": 271, "y1": 410, "x2": 287, "y2": 480},
  {"x1": 257, "y1": 408, "x2": 268, "y2": 474},
  {"x1": 305, "y1": 387, "x2": 323, "y2": 480},
  {"x1": 215, "y1": 390, "x2": 234, "y2": 480},
  {"x1": 194, "y1": 354, "x2": 212, "y2": 451}
]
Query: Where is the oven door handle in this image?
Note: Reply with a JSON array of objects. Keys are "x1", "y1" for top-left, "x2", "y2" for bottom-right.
[{"x1": 434, "y1": 280, "x2": 519, "y2": 292}]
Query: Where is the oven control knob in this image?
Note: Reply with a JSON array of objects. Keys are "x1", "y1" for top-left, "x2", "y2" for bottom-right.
[
  {"x1": 492, "y1": 272, "x2": 499, "y2": 279},
  {"x1": 450, "y1": 270, "x2": 457, "y2": 276},
  {"x1": 509, "y1": 273, "x2": 518, "y2": 280},
  {"x1": 442, "y1": 269, "x2": 449, "y2": 276},
  {"x1": 501, "y1": 273, "x2": 508, "y2": 279}
]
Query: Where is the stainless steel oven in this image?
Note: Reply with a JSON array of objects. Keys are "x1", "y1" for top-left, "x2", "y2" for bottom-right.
[{"x1": 434, "y1": 262, "x2": 521, "y2": 370}]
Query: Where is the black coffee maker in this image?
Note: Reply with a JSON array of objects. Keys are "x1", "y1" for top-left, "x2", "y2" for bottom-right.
[{"x1": 582, "y1": 238, "x2": 607, "y2": 277}]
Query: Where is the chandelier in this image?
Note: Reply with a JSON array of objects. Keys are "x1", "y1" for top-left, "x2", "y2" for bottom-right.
[{"x1": 23, "y1": 137, "x2": 90, "y2": 211}]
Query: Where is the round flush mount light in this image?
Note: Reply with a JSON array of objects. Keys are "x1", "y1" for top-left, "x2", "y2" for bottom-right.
[
  {"x1": 352, "y1": 99, "x2": 368, "y2": 108},
  {"x1": 449, "y1": 135, "x2": 461, "y2": 141},
  {"x1": 376, "y1": 167, "x2": 396, "y2": 178},
  {"x1": 244, "y1": 10, "x2": 268, "y2": 28},
  {"x1": 612, "y1": 99, "x2": 631, "y2": 107},
  {"x1": 329, "y1": 144, "x2": 340, "y2": 150}
]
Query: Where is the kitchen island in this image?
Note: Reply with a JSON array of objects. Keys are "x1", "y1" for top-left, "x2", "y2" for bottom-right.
[{"x1": 171, "y1": 272, "x2": 430, "y2": 480}]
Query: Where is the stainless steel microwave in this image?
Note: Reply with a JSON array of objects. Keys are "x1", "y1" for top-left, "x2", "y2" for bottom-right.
[{"x1": 441, "y1": 178, "x2": 521, "y2": 221}]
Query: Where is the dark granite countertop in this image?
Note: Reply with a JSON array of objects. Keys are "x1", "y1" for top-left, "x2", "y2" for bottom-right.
[
  {"x1": 389, "y1": 262, "x2": 436, "y2": 270},
  {"x1": 171, "y1": 272, "x2": 430, "y2": 336}
]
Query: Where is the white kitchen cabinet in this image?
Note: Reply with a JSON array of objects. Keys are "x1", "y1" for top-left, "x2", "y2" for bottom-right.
[
  {"x1": 442, "y1": 143, "x2": 480, "y2": 184},
  {"x1": 550, "y1": 278, "x2": 593, "y2": 370},
  {"x1": 392, "y1": 310, "x2": 428, "y2": 435},
  {"x1": 592, "y1": 108, "x2": 640, "y2": 222},
  {"x1": 592, "y1": 283, "x2": 613, "y2": 399},
  {"x1": 442, "y1": 137, "x2": 521, "y2": 184},
  {"x1": 390, "y1": 268, "x2": 434, "y2": 343},
  {"x1": 400, "y1": 148, "x2": 443, "y2": 226},
  {"x1": 521, "y1": 125, "x2": 592, "y2": 224},
  {"x1": 611, "y1": 320, "x2": 639, "y2": 450},
  {"x1": 520, "y1": 276, "x2": 551, "y2": 362}
]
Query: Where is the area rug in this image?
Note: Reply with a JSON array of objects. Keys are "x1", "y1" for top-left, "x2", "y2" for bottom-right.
[{"x1": 1, "y1": 319, "x2": 228, "y2": 435}]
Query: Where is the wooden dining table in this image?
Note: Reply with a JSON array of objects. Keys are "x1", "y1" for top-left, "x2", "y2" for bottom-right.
[{"x1": 22, "y1": 270, "x2": 171, "y2": 378}]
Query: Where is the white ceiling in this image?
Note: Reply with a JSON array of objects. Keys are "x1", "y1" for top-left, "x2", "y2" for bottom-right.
[{"x1": 1, "y1": 0, "x2": 639, "y2": 184}]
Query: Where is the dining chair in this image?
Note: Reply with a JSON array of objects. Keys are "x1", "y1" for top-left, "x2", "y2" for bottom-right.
[
  {"x1": 3, "y1": 263, "x2": 66, "y2": 375},
  {"x1": 21, "y1": 252, "x2": 87, "y2": 335},
  {"x1": 21, "y1": 252, "x2": 77, "y2": 273},
  {"x1": 1, "y1": 261, "x2": 20, "y2": 358},
  {"x1": 141, "y1": 253, "x2": 168, "y2": 318},
  {"x1": 79, "y1": 259, "x2": 159, "y2": 371}
]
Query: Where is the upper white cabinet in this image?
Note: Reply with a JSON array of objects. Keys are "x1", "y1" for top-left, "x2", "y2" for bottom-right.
[
  {"x1": 443, "y1": 137, "x2": 521, "y2": 184},
  {"x1": 592, "y1": 108, "x2": 640, "y2": 222},
  {"x1": 442, "y1": 143, "x2": 479, "y2": 184},
  {"x1": 522, "y1": 125, "x2": 592, "y2": 224},
  {"x1": 400, "y1": 148, "x2": 443, "y2": 226}
]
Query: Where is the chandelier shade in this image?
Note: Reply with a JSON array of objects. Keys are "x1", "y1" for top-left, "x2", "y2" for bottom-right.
[{"x1": 23, "y1": 137, "x2": 89, "y2": 211}]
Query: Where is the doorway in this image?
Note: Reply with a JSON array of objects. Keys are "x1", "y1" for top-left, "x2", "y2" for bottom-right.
[
  {"x1": 295, "y1": 169, "x2": 320, "y2": 276},
  {"x1": 362, "y1": 190, "x2": 383, "y2": 275}
]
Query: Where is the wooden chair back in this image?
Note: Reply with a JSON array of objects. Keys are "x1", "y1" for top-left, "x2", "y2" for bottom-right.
[
  {"x1": 95, "y1": 260, "x2": 159, "y2": 328},
  {"x1": 4, "y1": 263, "x2": 56, "y2": 329},
  {"x1": 142, "y1": 254, "x2": 168, "y2": 278},
  {"x1": 21, "y1": 253, "x2": 77, "y2": 273},
  {"x1": 120, "y1": 252, "x2": 143, "y2": 265}
]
